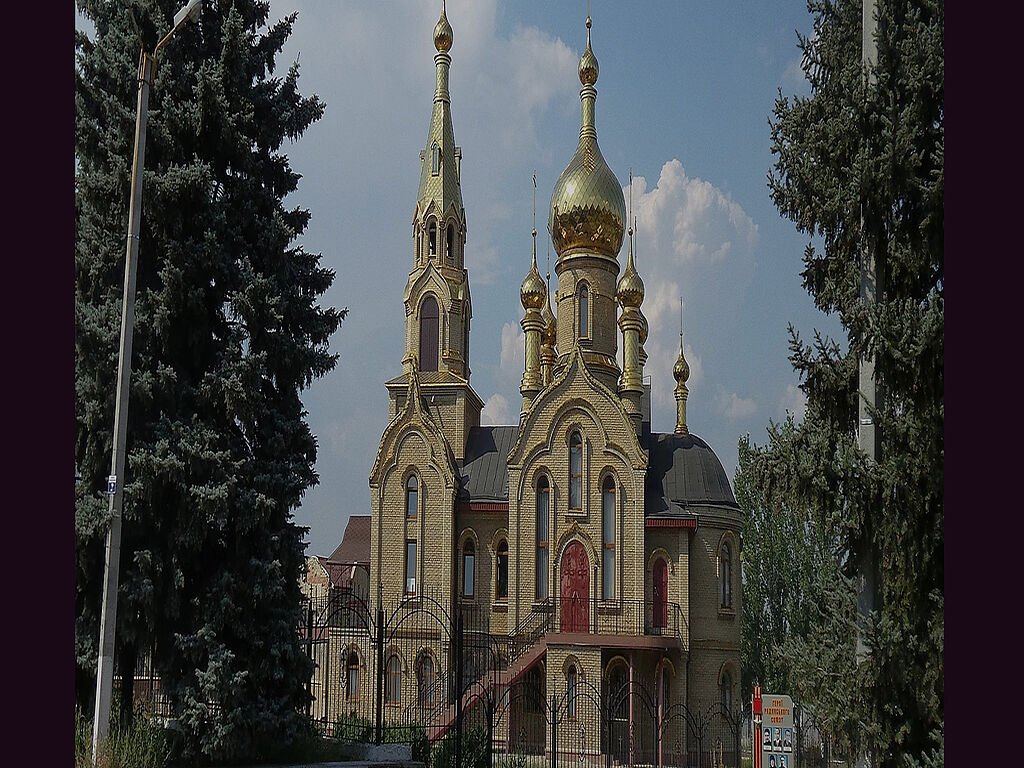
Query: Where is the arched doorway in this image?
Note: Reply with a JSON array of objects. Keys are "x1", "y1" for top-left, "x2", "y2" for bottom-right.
[
  {"x1": 653, "y1": 557, "x2": 668, "y2": 629},
  {"x1": 560, "y1": 541, "x2": 589, "y2": 632}
]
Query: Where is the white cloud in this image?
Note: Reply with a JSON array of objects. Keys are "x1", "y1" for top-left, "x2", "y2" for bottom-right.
[
  {"x1": 481, "y1": 393, "x2": 512, "y2": 425},
  {"x1": 779, "y1": 383, "x2": 807, "y2": 421},
  {"x1": 716, "y1": 390, "x2": 757, "y2": 420},
  {"x1": 623, "y1": 160, "x2": 757, "y2": 430},
  {"x1": 499, "y1": 322, "x2": 525, "y2": 373}
]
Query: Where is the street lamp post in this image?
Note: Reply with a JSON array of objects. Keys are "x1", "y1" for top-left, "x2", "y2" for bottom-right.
[{"x1": 91, "y1": 1, "x2": 203, "y2": 762}]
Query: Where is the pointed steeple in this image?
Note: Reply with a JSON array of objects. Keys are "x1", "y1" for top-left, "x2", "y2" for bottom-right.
[
  {"x1": 674, "y1": 299, "x2": 691, "y2": 435},
  {"x1": 416, "y1": 2, "x2": 465, "y2": 233}
]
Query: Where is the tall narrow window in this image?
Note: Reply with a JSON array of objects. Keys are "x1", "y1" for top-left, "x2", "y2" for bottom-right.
[
  {"x1": 406, "y1": 475, "x2": 418, "y2": 519},
  {"x1": 405, "y1": 540, "x2": 417, "y2": 595},
  {"x1": 428, "y1": 221, "x2": 437, "y2": 256},
  {"x1": 462, "y1": 540, "x2": 475, "y2": 598},
  {"x1": 418, "y1": 655, "x2": 435, "y2": 708},
  {"x1": 496, "y1": 539, "x2": 509, "y2": 600},
  {"x1": 566, "y1": 665, "x2": 578, "y2": 718},
  {"x1": 446, "y1": 223, "x2": 455, "y2": 263},
  {"x1": 719, "y1": 542, "x2": 732, "y2": 608},
  {"x1": 346, "y1": 652, "x2": 359, "y2": 700},
  {"x1": 569, "y1": 432, "x2": 583, "y2": 511},
  {"x1": 431, "y1": 141, "x2": 440, "y2": 175},
  {"x1": 386, "y1": 655, "x2": 402, "y2": 705},
  {"x1": 720, "y1": 670, "x2": 732, "y2": 712},
  {"x1": 602, "y1": 476, "x2": 615, "y2": 599},
  {"x1": 661, "y1": 669, "x2": 670, "y2": 714},
  {"x1": 536, "y1": 477, "x2": 549, "y2": 600},
  {"x1": 579, "y1": 284, "x2": 589, "y2": 337},
  {"x1": 419, "y1": 296, "x2": 439, "y2": 372}
]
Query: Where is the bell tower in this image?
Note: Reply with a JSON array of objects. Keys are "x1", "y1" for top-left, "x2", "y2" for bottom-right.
[{"x1": 388, "y1": 4, "x2": 482, "y2": 458}]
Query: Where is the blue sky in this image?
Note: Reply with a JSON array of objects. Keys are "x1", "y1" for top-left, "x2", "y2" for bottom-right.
[{"x1": 78, "y1": 1, "x2": 845, "y2": 558}]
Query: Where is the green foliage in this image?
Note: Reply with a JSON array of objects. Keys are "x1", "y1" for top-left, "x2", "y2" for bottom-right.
[
  {"x1": 430, "y1": 726, "x2": 489, "y2": 768},
  {"x1": 385, "y1": 724, "x2": 430, "y2": 763},
  {"x1": 751, "y1": 0, "x2": 943, "y2": 765},
  {"x1": 75, "y1": 0, "x2": 344, "y2": 763},
  {"x1": 76, "y1": 704, "x2": 169, "y2": 768},
  {"x1": 334, "y1": 711, "x2": 373, "y2": 744}
]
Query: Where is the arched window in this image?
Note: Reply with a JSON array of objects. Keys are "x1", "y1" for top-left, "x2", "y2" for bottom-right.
[
  {"x1": 419, "y1": 296, "x2": 440, "y2": 371},
  {"x1": 428, "y1": 220, "x2": 437, "y2": 256},
  {"x1": 661, "y1": 668, "x2": 670, "y2": 714},
  {"x1": 462, "y1": 540, "x2": 475, "y2": 598},
  {"x1": 431, "y1": 141, "x2": 440, "y2": 175},
  {"x1": 602, "y1": 476, "x2": 615, "y2": 599},
  {"x1": 569, "y1": 432, "x2": 583, "y2": 511},
  {"x1": 405, "y1": 540, "x2": 417, "y2": 595},
  {"x1": 566, "y1": 665, "x2": 578, "y2": 718},
  {"x1": 346, "y1": 651, "x2": 359, "y2": 700},
  {"x1": 536, "y1": 477, "x2": 550, "y2": 600},
  {"x1": 417, "y1": 655, "x2": 435, "y2": 708},
  {"x1": 496, "y1": 539, "x2": 509, "y2": 600},
  {"x1": 579, "y1": 284, "x2": 589, "y2": 338},
  {"x1": 385, "y1": 656, "x2": 402, "y2": 705},
  {"x1": 720, "y1": 669, "x2": 732, "y2": 712},
  {"x1": 719, "y1": 541, "x2": 732, "y2": 609},
  {"x1": 406, "y1": 475, "x2": 418, "y2": 519},
  {"x1": 608, "y1": 662, "x2": 628, "y2": 723},
  {"x1": 446, "y1": 223, "x2": 455, "y2": 263}
]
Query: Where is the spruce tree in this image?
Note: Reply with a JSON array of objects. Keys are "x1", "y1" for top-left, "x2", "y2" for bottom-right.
[
  {"x1": 755, "y1": 0, "x2": 943, "y2": 765},
  {"x1": 75, "y1": 0, "x2": 343, "y2": 761}
]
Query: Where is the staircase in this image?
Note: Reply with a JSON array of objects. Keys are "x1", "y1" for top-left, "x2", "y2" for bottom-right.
[{"x1": 425, "y1": 610, "x2": 551, "y2": 741}]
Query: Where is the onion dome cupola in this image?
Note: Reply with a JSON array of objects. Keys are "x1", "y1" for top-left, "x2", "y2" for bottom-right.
[
  {"x1": 616, "y1": 235, "x2": 645, "y2": 308},
  {"x1": 548, "y1": 14, "x2": 626, "y2": 262},
  {"x1": 673, "y1": 332, "x2": 691, "y2": 436},
  {"x1": 520, "y1": 242, "x2": 547, "y2": 310}
]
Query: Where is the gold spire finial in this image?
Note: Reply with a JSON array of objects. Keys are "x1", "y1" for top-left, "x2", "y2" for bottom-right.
[
  {"x1": 522, "y1": 173, "x2": 545, "y2": 310},
  {"x1": 434, "y1": 1, "x2": 453, "y2": 52},
  {"x1": 674, "y1": 297, "x2": 690, "y2": 435},
  {"x1": 579, "y1": 1, "x2": 598, "y2": 86}
]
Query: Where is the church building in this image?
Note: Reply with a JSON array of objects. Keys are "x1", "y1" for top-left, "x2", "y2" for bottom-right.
[{"x1": 364, "y1": 6, "x2": 742, "y2": 756}]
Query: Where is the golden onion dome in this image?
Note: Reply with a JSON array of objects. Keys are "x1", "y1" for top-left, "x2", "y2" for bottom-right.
[
  {"x1": 673, "y1": 343, "x2": 690, "y2": 384},
  {"x1": 541, "y1": 292, "x2": 557, "y2": 345},
  {"x1": 616, "y1": 240, "x2": 645, "y2": 308},
  {"x1": 548, "y1": 14, "x2": 625, "y2": 261},
  {"x1": 521, "y1": 241, "x2": 546, "y2": 310},
  {"x1": 434, "y1": 9, "x2": 453, "y2": 52}
]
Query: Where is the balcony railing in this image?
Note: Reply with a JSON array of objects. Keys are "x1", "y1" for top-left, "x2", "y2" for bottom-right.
[{"x1": 547, "y1": 595, "x2": 689, "y2": 647}]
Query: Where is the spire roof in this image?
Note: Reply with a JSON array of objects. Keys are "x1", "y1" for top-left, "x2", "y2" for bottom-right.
[{"x1": 416, "y1": 5, "x2": 464, "y2": 223}]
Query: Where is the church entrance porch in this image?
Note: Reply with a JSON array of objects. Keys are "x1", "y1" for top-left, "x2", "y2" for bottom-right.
[{"x1": 559, "y1": 541, "x2": 590, "y2": 633}]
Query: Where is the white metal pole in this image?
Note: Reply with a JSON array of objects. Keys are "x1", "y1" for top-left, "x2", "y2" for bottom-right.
[{"x1": 92, "y1": 48, "x2": 155, "y2": 765}]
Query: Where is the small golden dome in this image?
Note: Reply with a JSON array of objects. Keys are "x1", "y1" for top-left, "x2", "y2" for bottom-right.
[
  {"x1": 616, "y1": 246, "x2": 644, "y2": 308},
  {"x1": 521, "y1": 248, "x2": 546, "y2": 310},
  {"x1": 541, "y1": 293, "x2": 557, "y2": 345},
  {"x1": 434, "y1": 9, "x2": 453, "y2": 52},
  {"x1": 673, "y1": 344, "x2": 690, "y2": 384},
  {"x1": 579, "y1": 17, "x2": 598, "y2": 85}
]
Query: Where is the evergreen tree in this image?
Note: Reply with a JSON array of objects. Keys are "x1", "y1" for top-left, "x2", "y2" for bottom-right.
[
  {"x1": 75, "y1": 0, "x2": 343, "y2": 761},
  {"x1": 756, "y1": 0, "x2": 943, "y2": 765}
]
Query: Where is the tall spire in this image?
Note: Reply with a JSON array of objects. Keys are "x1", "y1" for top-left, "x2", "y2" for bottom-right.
[
  {"x1": 416, "y1": 3, "x2": 464, "y2": 227},
  {"x1": 674, "y1": 298, "x2": 691, "y2": 435},
  {"x1": 521, "y1": 172, "x2": 545, "y2": 407}
]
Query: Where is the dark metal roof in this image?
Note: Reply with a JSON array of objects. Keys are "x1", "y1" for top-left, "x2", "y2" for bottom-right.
[
  {"x1": 458, "y1": 426, "x2": 517, "y2": 501},
  {"x1": 328, "y1": 515, "x2": 371, "y2": 565},
  {"x1": 644, "y1": 432, "x2": 738, "y2": 515}
]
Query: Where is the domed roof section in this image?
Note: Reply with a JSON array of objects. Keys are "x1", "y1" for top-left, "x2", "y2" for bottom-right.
[
  {"x1": 548, "y1": 14, "x2": 625, "y2": 261},
  {"x1": 434, "y1": 8, "x2": 452, "y2": 52},
  {"x1": 616, "y1": 240, "x2": 644, "y2": 308},
  {"x1": 520, "y1": 243, "x2": 546, "y2": 310},
  {"x1": 644, "y1": 432, "x2": 738, "y2": 512}
]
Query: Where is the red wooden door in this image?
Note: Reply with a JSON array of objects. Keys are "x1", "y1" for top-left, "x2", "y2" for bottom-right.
[
  {"x1": 653, "y1": 558, "x2": 668, "y2": 628},
  {"x1": 560, "y1": 542, "x2": 590, "y2": 632}
]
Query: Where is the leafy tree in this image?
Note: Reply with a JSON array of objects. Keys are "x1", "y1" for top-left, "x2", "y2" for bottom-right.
[
  {"x1": 754, "y1": 0, "x2": 943, "y2": 765},
  {"x1": 75, "y1": 0, "x2": 344, "y2": 761}
]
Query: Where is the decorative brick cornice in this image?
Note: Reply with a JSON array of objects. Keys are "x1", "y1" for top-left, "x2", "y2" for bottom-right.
[{"x1": 645, "y1": 517, "x2": 697, "y2": 530}]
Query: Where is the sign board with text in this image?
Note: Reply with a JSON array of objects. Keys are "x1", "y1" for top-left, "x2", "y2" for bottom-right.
[{"x1": 752, "y1": 688, "x2": 795, "y2": 768}]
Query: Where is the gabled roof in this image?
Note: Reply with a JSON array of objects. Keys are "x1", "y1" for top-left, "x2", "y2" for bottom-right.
[
  {"x1": 457, "y1": 426, "x2": 517, "y2": 501},
  {"x1": 644, "y1": 432, "x2": 739, "y2": 515},
  {"x1": 328, "y1": 514, "x2": 371, "y2": 566}
]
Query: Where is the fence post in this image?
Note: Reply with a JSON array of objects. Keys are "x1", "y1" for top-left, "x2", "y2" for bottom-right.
[
  {"x1": 455, "y1": 610, "x2": 464, "y2": 768},
  {"x1": 306, "y1": 603, "x2": 313, "y2": 718},
  {"x1": 550, "y1": 694, "x2": 558, "y2": 768},
  {"x1": 606, "y1": 693, "x2": 613, "y2": 768},
  {"x1": 375, "y1": 602, "x2": 385, "y2": 744}
]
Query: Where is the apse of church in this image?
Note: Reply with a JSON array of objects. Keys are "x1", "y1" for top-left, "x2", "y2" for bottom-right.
[{"x1": 368, "y1": 5, "x2": 742, "y2": 723}]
